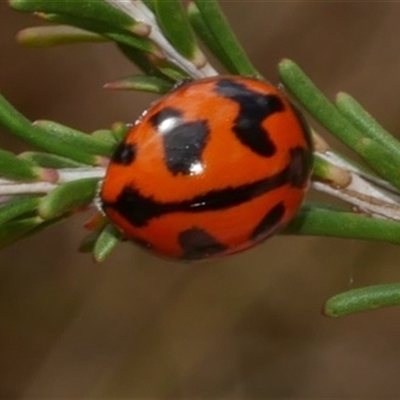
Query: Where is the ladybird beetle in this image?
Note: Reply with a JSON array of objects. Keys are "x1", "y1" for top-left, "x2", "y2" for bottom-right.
[{"x1": 100, "y1": 76, "x2": 312, "y2": 260}]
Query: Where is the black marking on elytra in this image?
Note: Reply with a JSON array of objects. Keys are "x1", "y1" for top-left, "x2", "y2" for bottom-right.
[
  {"x1": 150, "y1": 106, "x2": 210, "y2": 175},
  {"x1": 215, "y1": 79, "x2": 285, "y2": 157},
  {"x1": 178, "y1": 227, "x2": 227, "y2": 260},
  {"x1": 111, "y1": 142, "x2": 137, "y2": 165},
  {"x1": 162, "y1": 120, "x2": 210, "y2": 175},
  {"x1": 250, "y1": 202, "x2": 285, "y2": 241},
  {"x1": 105, "y1": 165, "x2": 293, "y2": 228},
  {"x1": 288, "y1": 147, "x2": 312, "y2": 188},
  {"x1": 149, "y1": 107, "x2": 182, "y2": 129}
]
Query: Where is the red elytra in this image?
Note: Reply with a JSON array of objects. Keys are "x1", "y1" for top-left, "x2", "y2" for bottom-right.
[{"x1": 100, "y1": 76, "x2": 313, "y2": 260}]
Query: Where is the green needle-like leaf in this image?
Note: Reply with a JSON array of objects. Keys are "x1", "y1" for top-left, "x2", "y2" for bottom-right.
[
  {"x1": 117, "y1": 43, "x2": 162, "y2": 75},
  {"x1": 283, "y1": 204, "x2": 400, "y2": 245},
  {"x1": 193, "y1": 0, "x2": 262, "y2": 78},
  {"x1": 0, "y1": 149, "x2": 42, "y2": 181},
  {"x1": 187, "y1": 1, "x2": 237, "y2": 74},
  {"x1": 17, "y1": 25, "x2": 107, "y2": 47},
  {"x1": 111, "y1": 122, "x2": 131, "y2": 143},
  {"x1": 125, "y1": 40, "x2": 188, "y2": 80},
  {"x1": 118, "y1": 42, "x2": 188, "y2": 82},
  {"x1": 38, "y1": 177, "x2": 99, "y2": 219},
  {"x1": 0, "y1": 197, "x2": 40, "y2": 226},
  {"x1": 312, "y1": 155, "x2": 333, "y2": 181},
  {"x1": 90, "y1": 129, "x2": 118, "y2": 146},
  {"x1": 0, "y1": 216, "x2": 42, "y2": 249},
  {"x1": 278, "y1": 59, "x2": 400, "y2": 184},
  {"x1": 355, "y1": 138, "x2": 400, "y2": 190},
  {"x1": 278, "y1": 60, "x2": 365, "y2": 149},
  {"x1": 104, "y1": 75, "x2": 173, "y2": 93},
  {"x1": 154, "y1": 0, "x2": 200, "y2": 63},
  {"x1": 116, "y1": 43, "x2": 151, "y2": 72},
  {"x1": 19, "y1": 152, "x2": 86, "y2": 169},
  {"x1": 156, "y1": 63, "x2": 189, "y2": 82},
  {"x1": 34, "y1": 120, "x2": 113, "y2": 157},
  {"x1": 336, "y1": 92, "x2": 400, "y2": 160},
  {"x1": 93, "y1": 223, "x2": 122, "y2": 262},
  {"x1": 39, "y1": 13, "x2": 156, "y2": 54},
  {"x1": 324, "y1": 283, "x2": 400, "y2": 317},
  {"x1": 312, "y1": 154, "x2": 352, "y2": 186},
  {"x1": 10, "y1": 0, "x2": 139, "y2": 32},
  {"x1": 0, "y1": 94, "x2": 97, "y2": 165}
]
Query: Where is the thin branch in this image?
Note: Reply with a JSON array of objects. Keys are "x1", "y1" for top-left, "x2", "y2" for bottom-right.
[
  {"x1": 0, "y1": 167, "x2": 105, "y2": 199},
  {"x1": 105, "y1": 0, "x2": 218, "y2": 78}
]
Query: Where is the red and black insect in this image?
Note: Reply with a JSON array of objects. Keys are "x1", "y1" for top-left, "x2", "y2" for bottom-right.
[{"x1": 100, "y1": 76, "x2": 313, "y2": 260}]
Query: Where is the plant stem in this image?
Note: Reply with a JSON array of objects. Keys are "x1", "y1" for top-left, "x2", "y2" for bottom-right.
[
  {"x1": 105, "y1": 0, "x2": 218, "y2": 78},
  {"x1": 0, "y1": 167, "x2": 105, "y2": 198}
]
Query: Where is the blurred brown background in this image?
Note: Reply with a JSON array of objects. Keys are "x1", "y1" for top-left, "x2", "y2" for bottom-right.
[{"x1": 1, "y1": 2, "x2": 400, "y2": 398}]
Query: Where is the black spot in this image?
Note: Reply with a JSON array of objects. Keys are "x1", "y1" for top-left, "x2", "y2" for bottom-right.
[
  {"x1": 105, "y1": 166, "x2": 290, "y2": 227},
  {"x1": 111, "y1": 142, "x2": 136, "y2": 165},
  {"x1": 150, "y1": 106, "x2": 210, "y2": 175},
  {"x1": 215, "y1": 79, "x2": 285, "y2": 157},
  {"x1": 109, "y1": 185, "x2": 164, "y2": 227},
  {"x1": 149, "y1": 107, "x2": 182, "y2": 128},
  {"x1": 251, "y1": 202, "x2": 285, "y2": 241},
  {"x1": 162, "y1": 120, "x2": 210, "y2": 175},
  {"x1": 178, "y1": 227, "x2": 227, "y2": 260},
  {"x1": 288, "y1": 147, "x2": 313, "y2": 188},
  {"x1": 186, "y1": 169, "x2": 287, "y2": 211}
]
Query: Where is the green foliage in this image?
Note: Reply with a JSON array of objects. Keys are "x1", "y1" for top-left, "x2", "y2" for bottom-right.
[
  {"x1": 0, "y1": 196, "x2": 40, "y2": 225},
  {"x1": 0, "y1": 149, "x2": 42, "y2": 181},
  {"x1": 154, "y1": 0, "x2": 199, "y2": 62},
  {"x1": 104, "y1": 75, "x2": 174, "y2": 93},
  {"x1": 0, "y1": 93, "x2": 98, "y2": 164},
  {"x1": 324, "y1": 284, "x2": 400, "y2": 317},
  {"x1": 10, "y1": 0, "x2": 138, "y2": 31},
  {"x1": 38, "y1": 178, "x2": 99, "y2": 219},
  {"x1": 34, "y1": 120, "x2": 114, "y2": 157},
  {"x1": 92, "y1": 224, "x2": 123, "y2": 262},
  {"x1": 17, "y1": 25, "x2": 107, "y2": 47},
  {"x1": 285, "y1": 204, "x2": 400, "y2": 245},
  {"x1": 190, "y1": 0, "x2": 262, "y2": 78},
  {"x1": 279, "y1": 60, "x2": 400, "y2": 190}
]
